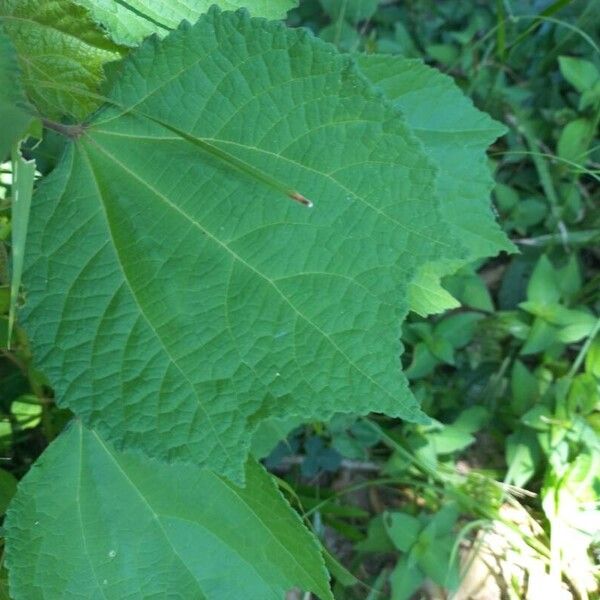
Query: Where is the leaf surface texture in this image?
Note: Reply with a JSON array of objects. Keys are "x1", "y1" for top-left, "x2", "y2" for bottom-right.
[
  {"x1": 5, "y1": 421, "x2": 332, "y2": 600},
  {"x1": 23, "y1": 10, "x2": 453, "y2": 480},
  {"x1": 357, "y1": 56, "x2": 514, "y2": 315}
]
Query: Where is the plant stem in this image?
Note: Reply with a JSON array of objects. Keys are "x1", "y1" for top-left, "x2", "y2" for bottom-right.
[{"x1": 41, "y1": 118, "x2": 85, "y2": 139}]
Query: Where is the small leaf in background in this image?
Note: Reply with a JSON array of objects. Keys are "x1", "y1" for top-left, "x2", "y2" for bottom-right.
[
  {"x1": 427, "y1": 336, "x2": 456, "y2": 365},
  {"x1": 519, "y1": 302, "x2": 596, "y2": 344},
  {"x1": 355, "y1": 514, "x2": 395, "y2": 553},
  {"x1": 250, "y1": 415, "x2": 304, "y2": 460},
  {"x1": 430, "y1": 407, "x2": 489, "y2": 455},
  {"x1": 434, "y1": 312, "x2": 484, "y2": 349},
  {"x1": 521, "y1": 404, "x2": 553, "y2": 432},
  {"x1": 384, "y1": 511, "x2": 422, "y2": 552},
  {"x1": 585, "y1": 336, "x2": 600, "y2": 378},
  {"x1": 385, "y1": 504, "x2": 460, "y2": 595},
  {"x1": 505, "y1": 427, "x2": 542, "y2": 487},
  {"x1": 425, "y1": 43, "x2": 460, "y2": 66},
  {"x1": 557, "y1": 118, "x2": 595, "y2": 164},
  {"x1": 5, "y1": 422, "x2": 333, "y2": 600},
  {"x1": 329, "y1": 415, "x2": 380, "y2": 460},
  {"x1": 390, "y1": 555, "x2": 423, "y2": 600},
  {"x1": 510, "y1": 197, "x2": 547, "y2": 233},
  {"x1": 406, "y1": 342, "x2": 439, "y2": 379},
  {"x1": 416, "y1": 505, "x2": 460, "y2": 589},
  {"x1": 409, "y1": 265, "x2": 460, "y2": 317},
  {"x1": 558, "y1": 56, "x2": 600, "y2": 93},
  {"x1": 443, "y1": 268, "x2": 495, "y2": 312},
  {"x1": 498, "y1": 254, "x2": 537, "y2": 310},
  {"x1": 302, "y1": 436, "x2": 342, "y2": 477},
  {"x1": 494, "y1": 182, "x2": 519, "y2": 213},
  {"x1": 527, "y1": 255, "x2": 561, "y2": 305},
  {"x1": 567, "y1": 374, "x2": 600, "y2": 416},
  {"x1": 431, "y1": 426, "x2": 475, "y2": 455},
  {"x1": 511, "y1": 359, "x2": 539, "y2": 413},
  {"x1": 557, "y1": 254, "x2": 582, "y2": 300},
  {"x1": 10, "y1": 396, "x2": 42, "y2": 430}
]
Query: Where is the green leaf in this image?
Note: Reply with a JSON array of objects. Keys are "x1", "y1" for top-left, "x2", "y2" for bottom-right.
[
  {"x1": 585, "y1": 336, "x2": 600, "y2": 378},
  {"x1": 510, "y1": 359, "x2": 539, "y2": 413},
  {"x1": 405, "y1": 342, "x2": 439, "y2": 380},
  {"x1": 520, "y1": 317, "x2": 561, "y2": 355},
  {"x1": 356, "y1": 56, "x2": 514, "y2": 316},
  {"x1": 11, "y1": 396, "x2": 42, "y2": 430},
  {"x1": 408, "y1": 264, "x2": 460, "y2": 316},
  {"x1": 505, "y1": 427, "x2": 541, "y2": 487},
  {"x1": 556, "y1": 255, "x2": 582, "y2": 300},
  {"x1": 22, "y1": 10, "x2": 463, "y2": 481},
  {"x1": 567, "y1": 374, "x2": 600, "y2": 415},
  {"x1": 0, "y1": 29, "x2": 33, "y2": 161},
  {"x1": 0, "y1": 0, "x2": 122, "y2": 119},
  {"x1": 526, "y1": 255, "x2": 561, "y2": 305},
  {"x1": 430, "y1": 408, "x2": 488, "y2": 454},
  {"x1": 519, "y1": 302, "x2": 595, "y2": 330},
  {"x1": 390, "y1": 555, "x2": 423, "y2": 600},
  {"x1": 557, "y1": 118, "x2": 595, "y2": 164},
  {"x1": 451, "y1": 406, "x2": 489, "y2": 433},
  {"x1": 355, "y1": 514, "x2": 395, "y2": 553},
  {"x1": 558, "y1": 55, "x2": 600, "y2": 93},
  {"x1": 431, "y1": 427, "x2": 474, "y2": 454},
  {"x1": 5, "y1": 421, "x2": 333, "y2": 600},
  {"x1": 384, "y1": 511, "x2": 421, "y2": 553},
  {"x1": 425, "y1": 43, "x2": 459, "y2": 66},
  {"x1": 74, "y1": 0, "x2": 298, "y2": 46},
  {"x1": 433, "y1": 312, "x2": 483, "y2": 349},
  {"x1": 443, "y1": 267, "x2": 494, "y2": 312},
  {"x1": 510, "y1": 197, "x2": 547, "y2": 231},
  {"x1": 417, "y1": 538, "x2": 459, "y2": 589},
  {"x1": 415, "y1": 506, "x2": 459, "y2": 588},
  {"x1": 426, "y1": 336, "x2": 455, "y2": 365}
]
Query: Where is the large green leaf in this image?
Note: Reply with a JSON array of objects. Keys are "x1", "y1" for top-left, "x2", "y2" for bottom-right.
[
  {"x1": 5, "y1": 421, "x2": 332, "y2": 599},
  {"x1": 357, "y1": 56, "x2": 514, "y2": 315},
  {"x1": 0, "y1": 0, "x2": 122, "y2": 119},
  {"x1": 22, "y1": 9, "x2": 457, "y2": 481},
  {"x1": 0, "y1": 29, "x2": 32, "y2": 161},
  {"x1": 74, "y1": 0, "x2": 298, "y2": 46}
]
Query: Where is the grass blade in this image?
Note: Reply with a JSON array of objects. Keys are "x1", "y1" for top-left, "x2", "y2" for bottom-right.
[{"x1": 8, "y1": 145, "x2": 35, "y2": 348}]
